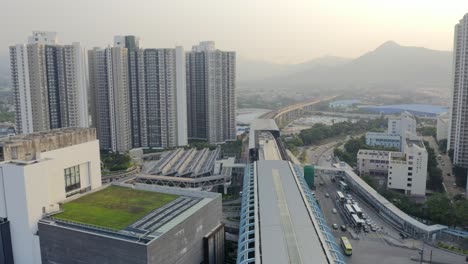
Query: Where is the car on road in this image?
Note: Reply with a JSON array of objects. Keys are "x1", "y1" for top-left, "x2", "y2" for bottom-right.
[
  {"x1": 361, "y1": 214, "x2": 367, "y2": 219},
  {"x1": 371, "y1": 226, "x2": 377, "y2": 232},
  {"x1": 453, "y1": 183, "x2": 457, "y2": 187},
  {"x1": 363, "y1": 225, "x2": 370, "y2": 232},
  {"x1": 332, "y1": 224, "x2": 338, "y2": 229},
  {"x1": 332, "y1": 208, "x2": 337, "y2": 214},
  {"x1": 340, "y1": 225, "x2": 347, "y2": 231},
  {"x1": 325, "y1": 193, "x2": 330, "y2": 198}
]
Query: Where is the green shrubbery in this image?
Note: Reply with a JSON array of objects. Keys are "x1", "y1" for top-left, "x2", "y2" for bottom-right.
[
  {"x1": 437, "y1": 242, "x2": 468, "y2": 255},
  {"x1": 101, "y1": 152, "x2": 133, "y2": 172},
  {"x1": 298, "y1": 118, "x2": 387, "y2": 146}
]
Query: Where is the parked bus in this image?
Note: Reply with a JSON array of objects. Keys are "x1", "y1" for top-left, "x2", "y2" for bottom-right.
[
  {"x1": 351, "y1": 204, "x2": 363, "y2": 217},
  {"x1": 338, "y1": 181, "x2": 349, "y2": 191},
  {"x1": 340, "y1": 237, "x2": 352, "y2": 256},
  {"x1": 351, "y1": 214, "x2": 364, "y2": 228},
  {"x1": 344, "y1": 204, "x2": 356, "y2": 216},
  {"x1": 336, "y1": 191, "x2": 346, "y2": 202}
]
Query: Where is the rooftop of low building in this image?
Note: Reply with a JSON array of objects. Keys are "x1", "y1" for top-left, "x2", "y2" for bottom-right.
[
  {"x1": 41, "y1": 184, "x2": 220, "y2": 244},
  {"x1": 0, "y1": 127, "x2": 96, "y2": 162}
]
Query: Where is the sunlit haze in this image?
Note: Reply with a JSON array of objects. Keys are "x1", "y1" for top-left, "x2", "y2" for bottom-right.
[{"x1": 2, "y1": 0, "x2": 468, "y2": 63}]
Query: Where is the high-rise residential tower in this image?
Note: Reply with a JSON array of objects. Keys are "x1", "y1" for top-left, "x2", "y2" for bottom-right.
[
  {"x1": 449, "y1": 13, "x2": 468, "y2": 168},
  {"x1": 113, "y1": 36, "x2": 187, "y2": 148},
  {"x1": 88, "y1": 47, "x2": 132, "y2": 152},
  {"x1": 186, "y1": 41, "x2": 236, "y2": 144},
  {"x1": 89, "y1": 36, "x2": 187, "y2": 152},
  {"x1": 9, "y1": 31, "x2": 89, "y2": 134}
]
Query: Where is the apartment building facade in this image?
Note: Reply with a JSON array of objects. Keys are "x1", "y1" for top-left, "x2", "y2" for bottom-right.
[
  {"x1": 448, "y1": 13, "x2": 468, "y2": 168},
  {"x1": 88, "y1": 47, "x2": 132, "y2": 152},
  {"x1": 186, "y1": 41, "x2": 236, "y2": 144},
  {"x1": 89, "y1": 36, "x2": 188, "y2": 152},
  {"x1": 10, "y1": 32, "x2": 89, "y2": 134}
]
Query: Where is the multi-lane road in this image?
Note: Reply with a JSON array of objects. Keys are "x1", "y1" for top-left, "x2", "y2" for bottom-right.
[
  {"x1": 424, "y1": 136, "x2": 465, "y2": 195},
  {"x1": 309, "y1": 139, "x2": 467, "y2": 264}
]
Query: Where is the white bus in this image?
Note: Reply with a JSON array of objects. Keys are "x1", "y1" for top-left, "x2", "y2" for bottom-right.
[
  {"x1": 344, "y1": 204, "x2": 356, "y2": 216},
  {"x1": 338, "y1": 181, "x2": 349, "y2": 191},
  {"x1": 351, "y1": 214, "x2": 364, "y2": 228},
  {"x1": 336, "y1": 191, "x2": 346, "y2": 202},
  {"x1": 351, "y1": 204, "x2": 363, "y2": 217}
]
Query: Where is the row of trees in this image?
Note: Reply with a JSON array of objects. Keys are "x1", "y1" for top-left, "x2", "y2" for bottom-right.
[
  {"x1": 417, "y1": 126, "x2": 437, "y2": 138},
  {"x1": 297, "y1": 117, "x2": 387, "y2": 146},
  {"x1": 424, "y1": 141, "x2": 444, "y2": 191},
  {"x1": 362, "y1": 174, "x2": 468, "y2": 227},
  {"x1": 101, "y1": 152, "x2": 133, "y2": 172}
]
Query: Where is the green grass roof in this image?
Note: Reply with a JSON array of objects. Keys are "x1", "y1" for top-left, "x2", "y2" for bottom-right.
[{"x1": 53, "y1": 186, "x2": 179, "y2": 230}]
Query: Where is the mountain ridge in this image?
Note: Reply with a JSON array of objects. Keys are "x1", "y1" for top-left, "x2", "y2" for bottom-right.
[{"x1": 238, "y1": 41, "x2": 452, "y2": 94}]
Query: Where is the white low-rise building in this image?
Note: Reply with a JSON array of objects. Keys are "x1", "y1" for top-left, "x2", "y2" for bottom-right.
[
  {"x1": 388, "y1": 112, "x2": 417, "y2": 135},
  {"x1": 357, "y1": 136, "x2": 428, "y2": 196},
  {"x1": 357, "y1": 150, "x2": 391, "y2": 177},
  {"x1": 365, "y1": 133, "x2": 401, "y2": 149},
  {"x1": 366, "y1": 111, "x2": 417, "y2": 151},
  {"x1": 0, "y1": 128, "x2": 102, "y2": 264},
  {"x1": 388, "y1": 138, "x2": 428, "y2": 196}
]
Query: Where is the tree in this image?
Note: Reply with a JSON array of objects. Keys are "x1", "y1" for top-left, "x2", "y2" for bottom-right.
[
  {"x1": 454, "y1": 199, "x2": 468, "y2": 227},
  {"x1": 417, "y1": 127, "x2": 437, "y2": 137},
  {"x1": 426, "y1": 193, "x2": 456, "y2": 226},
  {"x1": 362, "y1": 174, "x2": 378, "y2": 189},
  {"x1": 424, "y1": 141, "x2": 444, "y2": 191}
]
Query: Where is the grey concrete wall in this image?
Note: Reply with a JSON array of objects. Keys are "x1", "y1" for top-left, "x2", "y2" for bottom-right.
[
  {"x1": 146, "y1": 195, "x2": 223, "y2": 264},
  {"x1": 38, "y1": 223, "x2": 147, "y2": 264},
  {"x1": 1, "y1": 127, "x2": 96, "y2": 161}
]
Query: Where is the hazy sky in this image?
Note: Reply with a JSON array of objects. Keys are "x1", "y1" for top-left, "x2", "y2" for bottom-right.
[{"x1": 1, "y1": 0, "x2": 468, "y2": 63}]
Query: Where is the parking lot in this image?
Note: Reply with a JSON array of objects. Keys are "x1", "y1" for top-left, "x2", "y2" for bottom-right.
[
  {"x1": 314, "y1": 171, "x2": 428, "y2": 264},
  {"x1": 314, "y1": 169, "x2": 467, "y2": 264}
]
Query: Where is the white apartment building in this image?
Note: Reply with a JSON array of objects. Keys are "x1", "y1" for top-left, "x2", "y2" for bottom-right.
[
  {"x1": 448, "y1": 13, "x2": 468, "y2": 168},
  {"x1": 366, "y1": 111, "x2": 417, "y2": 151},
  {"x1": 0, "y1": 128, "x2": 102, "y2": 264},
  {"x1": 89, "y1": 36, "x2": 188, "y2": 151},
  {"x1": 186, "y1": 41, "x2": 236, "y2": 144},
  {"x1": 88, "y1": 47, "x2": 132, "y2": 152},
  {"x1": 357, "y1": 136, "x2": 428, "y2": 196},
  {"x1": 10, "y1": 32, "x2": 89, "y2": 134}
]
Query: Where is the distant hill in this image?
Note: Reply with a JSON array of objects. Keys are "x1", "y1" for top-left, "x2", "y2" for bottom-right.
[
  {"x1": 239, "y1": 41, "x2": 452, "y2": 94},
  {"x1": 237, "y1": 55, "x2": 350, "y2": 84}
]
